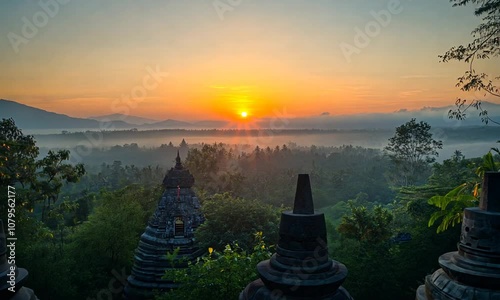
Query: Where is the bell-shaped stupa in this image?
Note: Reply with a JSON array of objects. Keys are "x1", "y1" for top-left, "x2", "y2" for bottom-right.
[
  {"x1": 416, "y1": 172, "x2": 500, "y2": 299},
  {"x1": 240, "y1": 174, "x2": 353, "y2": 299}
]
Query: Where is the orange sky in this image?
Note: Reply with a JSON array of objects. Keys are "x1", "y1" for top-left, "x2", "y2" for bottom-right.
[{"x1": 0, "y1": 1, "x2": 498, "y2": 122}]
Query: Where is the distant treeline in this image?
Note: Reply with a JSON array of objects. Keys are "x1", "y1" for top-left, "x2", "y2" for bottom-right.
[{"x1": 33, "y1": 126, "x2": 500, "y2": 153}]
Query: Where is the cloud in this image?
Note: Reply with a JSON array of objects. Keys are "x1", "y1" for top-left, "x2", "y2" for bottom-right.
[
  {"x1": 320, "y1": 112, "x2": 330, "y2": 116},
  {"x1": 399, "y1": 90, "x2": 424, "y2": 97},
  {"x1": 400, "y1": 75, "x2": 445, "y2": 79}
]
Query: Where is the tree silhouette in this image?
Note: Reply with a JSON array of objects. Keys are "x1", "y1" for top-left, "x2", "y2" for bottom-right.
[
  {"x1": 385, "y1": 119, "x2": 443, "y2": 186},
  {"x1": 441, "y1": 0, "x2": 500, "y2": 124}
]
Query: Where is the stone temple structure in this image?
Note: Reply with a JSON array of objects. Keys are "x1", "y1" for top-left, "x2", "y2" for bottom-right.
[
  {"x1": 124, "y1": 152, "x2": 205, "y2": 299},
  {"x1": 240, "y1": 174, "x2": 353, "y2": 300},
  {"x1": 0, "y1": 219, "x2": 39, "y2": 300},
  {"x1": 416, "y1": 171, "x2": 500, "y2": 299}
]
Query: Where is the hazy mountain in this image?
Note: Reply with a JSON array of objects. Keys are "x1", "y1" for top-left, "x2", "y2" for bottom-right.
[
  {"x1": 89, "y1": 113, "x2": 159, "y2": 125},
  {"x1": 141, "y1": 119, "x2": 229, "y2": 129},
  {"x1": 0, "y1": 99, "x2": 133, "y2": 130},
  {"x1": 141, "y1": 119, "x2": 193, "y2": 129},
  {"x1": 2, "y1": 99, "x2": 500, "y2": 131},
  {"x1": 192, "y1": 120, "x2": 230, "y2": 128},
  {"x1": 255, "y1": 101, "x2": 500, "y2": 129}
]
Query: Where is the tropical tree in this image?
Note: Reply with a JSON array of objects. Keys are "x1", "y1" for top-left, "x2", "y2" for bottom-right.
[
  {"x1": 335, "y1": 203, "x2": 398, "y2": 299},
  {"x1": 158, "y1": 232, "x2": 272, "y2": 300},
  {"x1": 185, "y1": 143, "x2": 245, "y2": 194},
  {"x1": 0, "y1": 118, "x2": 39, "y2": 187},
  {"x1": 67, "y1": 185, "x2": 157, "y2": 297},
  {"x1": 337, "y1": 201, "x2": 394, "y2": 244},
  {"x1": 385, "y1": 119, "x2": 443, "y2": 186},
  {"x1": 428, "y1": 149, "x2": 500, "y2": 232},
  {"x1": 195, "y1": 193, "x2": 281, "y2": 251},
  {"x1": 35, "y1": 149, "x2": 86, "y2": 221},
  {"x1": 441, "y1": 0, "x2": 500, "y2": 124},
  {"x1": 0, "y1": 118, "x2": 85, "y2": 219},
  {"x1": 427, "y1": 183, "x2": 478, "y2": 233}
]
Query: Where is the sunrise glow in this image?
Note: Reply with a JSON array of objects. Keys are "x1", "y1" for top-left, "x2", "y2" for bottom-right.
[{"x1": 0, "y1": 1, "x2": 497, "y2": 121}]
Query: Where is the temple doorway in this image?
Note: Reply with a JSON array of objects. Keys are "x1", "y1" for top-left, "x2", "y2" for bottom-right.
[{"x1": 174, "y1": 217, "x2": 184, "y2": 237}]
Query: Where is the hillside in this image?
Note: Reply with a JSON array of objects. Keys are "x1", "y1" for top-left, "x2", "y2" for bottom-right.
[{"x1": 0, "y1": 99, "x2": 132, "y2": 129}]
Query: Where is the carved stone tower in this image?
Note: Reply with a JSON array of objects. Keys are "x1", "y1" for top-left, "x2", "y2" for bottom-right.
[
  {"x1": 124, "y1": 151, "x2": 205, "y2": 299},
  {"x1": 240, "y1": 174, "x2": 353, "y2": 300},
  {"x1": 416, "y1": 172, "x2": 500, "y2": 299}
]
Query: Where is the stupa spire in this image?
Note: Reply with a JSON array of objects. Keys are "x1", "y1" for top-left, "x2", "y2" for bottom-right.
[
  {"x1": 162, "y1": 151, "x2": 194, "y2": 189},
  {"x1": 175, "y1": 150, "x2": 182, "y2": 169},
  {"x1": 293, "y1": 174, "x2": 314, "y2": 214}
]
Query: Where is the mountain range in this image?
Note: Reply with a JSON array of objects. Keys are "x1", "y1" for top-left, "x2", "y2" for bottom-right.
[
  {"x1": 0, "y1": 99, "x2": 230, "y2": 130},
  {"x1": 88, "y1": 113, "x2": 159, "y2": 125},
  {"x1": 1, "y1": 99, "x2": 500, "y2": 131}
]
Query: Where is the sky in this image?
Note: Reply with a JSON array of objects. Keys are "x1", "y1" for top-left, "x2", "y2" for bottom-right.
[{"x1": 0, "y1": 0, "x2": 498, "y2": 122}]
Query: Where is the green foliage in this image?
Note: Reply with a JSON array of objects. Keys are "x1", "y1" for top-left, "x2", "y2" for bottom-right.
[
  {"x1": 428, "y1": 183, "x2": 478, "y2": 233},
  {"x1": 0, "y1": 118, "x2": 39, "y2": 186},
  {"x1": 195, "y1": 193, "x2": 281, "y2": 251},
  {"x1": 0, "y1": 118, "x2": 86, "y2": 221},
  {"x1": 427, "y1": 150, "x2": 499, "y2": 233},
  {"x1": 338, "y1": 202, "x2": 393, "y2": 244},
  {"x1": 166, "y1": 247, "x2": 181, "y2": 267},
  {"x1": 385, "y1": 119, "x2": 443, "y2": 186},
  {"x1": 35, "y1": 149, "x2": 86, "y2": 220},
  {"x1": 321, "y1": 200, "x2": 350, "y2": 227},
  {"x1": 388, "y1": 202, "x2": 460, "y2": 300},
  {"x1": 66, "y1": 185, "x2": 158, "y2": 297},
  {"x1": 395, "y1": 152, "x2": 479, "y2": 232},
  {"x1": 6, "y1": 116, "x2": 495, "y2": 299},
  {"x1": 13, "y1": 206, "x2": 79, "y2": 299},
  {"x1": 335, "y1": 203, "x2": 399, "y2": 299},
  {"x1": 69, "y1": 186, "x2": 151, "y2": 264},
  {"x1": 476, "y1": 151, "x2": 500, "y2": 176},
  {"x1": 185, "y1": 143, "x2": 393, "y2": 208},
  {"x1": 158, "y1": 233, "x2": 272, "y2": 300},
  {"x1": 428, "y1": 150, "x2": 477, "y2": 188},
  {"x1": 185, "y1": 143, "x2": 244, "y2": 194},
  {"x1": 64, "y1": 162, "x2": 166, "y2": 200}
]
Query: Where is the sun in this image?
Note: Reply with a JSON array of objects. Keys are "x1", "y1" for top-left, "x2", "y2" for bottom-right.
[{"x1": 240, "y1": 111, "x2": 248, "y2": 118}]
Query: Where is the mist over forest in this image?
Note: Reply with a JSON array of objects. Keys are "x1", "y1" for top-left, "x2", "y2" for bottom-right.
[
  {"x1": 3, "y1": 110, "x2": 500, "y2": 299},
  {"x1": 32, "y1": 126, "x2": 500, "y2": 168}
]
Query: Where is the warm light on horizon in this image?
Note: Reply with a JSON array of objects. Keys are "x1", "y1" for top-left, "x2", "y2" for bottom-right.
[{"x1": 1, "y1": 1, "x2": 497, "y2": 121}]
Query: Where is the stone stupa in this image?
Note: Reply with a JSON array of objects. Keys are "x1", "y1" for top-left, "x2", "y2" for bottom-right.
[
  {"x1": 416, "y1": 171, "x2": 500, "y2": 299},
  {"x1": 124, "y1": 151, "x2": 205, "y2": 299},
  {"x1": 240, "y1": 174, "x2": 353, "y2": 300}
]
